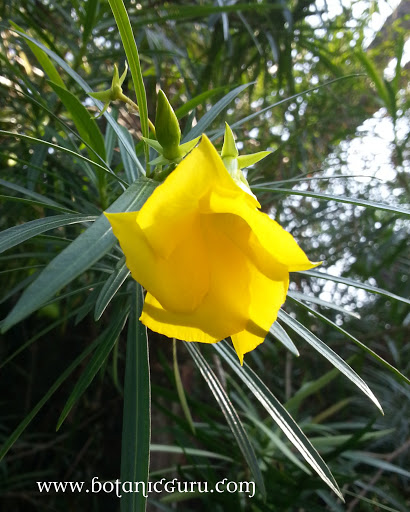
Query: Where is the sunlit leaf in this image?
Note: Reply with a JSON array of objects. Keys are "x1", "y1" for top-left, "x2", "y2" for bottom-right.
[
  {"x1": 121, "y1": 284, "x2": 151, "y2": 512},
  {"x1": 214, "y1": 342, "x2": 344, "y2": 500},
  {"x1": 1, "y1": 179, "x2": 157, "y2": 332},
  {"x1": 185, "y1": 342, "x2": 266, "y2": 498},
  {"x1": 277, "y1": 310, "x2": 383, "y2": 413}
]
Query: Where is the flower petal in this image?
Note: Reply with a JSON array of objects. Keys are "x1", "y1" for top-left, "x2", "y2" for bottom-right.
[
  {"x1": 137, "y1": 135, "x2": 258, "y2": 259},
  {"x1": 209, "y1": 212, "x2": 288, "y2": 280},
  {"x1": 231, "y1": 265, "x2": 289, "y2": 364},
  {"x1": 105, "y1": 135, "x2": 320, "y2": 364},
  {"x1": 208, "y1": 192, "x2": 319, "y2": 272},
  {"x1": 140, "y1": 213, "x2": 253, "y2": 341},
  {"x1": 105, "y1": 211, "x2": 209, "y2": 313}
]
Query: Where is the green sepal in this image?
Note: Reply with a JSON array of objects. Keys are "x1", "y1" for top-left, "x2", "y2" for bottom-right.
[
  {"x1": 89, "y1": 90, "x2": 112, "y2": 102},
  {"x1": 118, "y1": 62, "x2": 128, "y2": 86},
  {"x1": 111, "y1": 62, "x2": 128, "y2": 98},
  {"x1": 145, "y1": 136, "x2": 200, "y2": 168},
  {"x1": 178, "y1": 136, "x2": 201, "y2": 156},
  {"x1": 155, "y1": 90, "x2": 181, "y2": 154},
  {"x1": 88, "y1": 93, "x2": 111, "y2": 119},
  {"x1": 141, "y1": 137, "x2": 163, "y2": 154},
  {"x1": 237, "y1": 151, "x2": 271, "y2": 169},
  {"x1": 149, "y1": 155, "x2": 171, "y2": 166},
  {"x1": 222, "y1": 156, "x2": 238, "y2": 176},
  {"x1": 221, "y1": 122, "x2": 238, "y2": 158},
  {"x1": 89, "y1": 63, "x2": 128, "y2": 117}
]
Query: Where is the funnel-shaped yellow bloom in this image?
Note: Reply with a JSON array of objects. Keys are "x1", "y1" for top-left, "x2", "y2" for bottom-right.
[{"x1": 105, "y1": 136, "x2": 319, "y2": 363}]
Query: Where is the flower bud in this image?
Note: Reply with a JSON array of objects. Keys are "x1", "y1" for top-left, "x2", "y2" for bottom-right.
[{"x1": 155, "y1": 90, "x2": 181, "y2": 160}]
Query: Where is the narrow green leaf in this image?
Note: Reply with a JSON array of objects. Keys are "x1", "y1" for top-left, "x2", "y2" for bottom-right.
[
  {"x1": 0, "y1": 178, "x2": 64, "y2": 209},
  {"x1": 285, "y1": 366, "x2": 342, "y2": 412},
  {"x1": 27, "y1": 132, "x2": 49, "y2": 190},
  {"x1": 74, "y1": 285, "x2": 104, "y2": 326},
  {"x1": 253, "y1": 186, "x2": 410, "y2": 218},
  {"x1": 312, "y1": 398, "x2": 353, "y2": 424},
  {"x1": 108, "y1": 0, "x2": 150, "y2": 166},
  {"x1": 214, "y1": 342, "x2": 344, "y2": 500},
  {"x1": 174, "y1": 86, "x2": 227, "y2": 119},
  {"x1": 343, "y1": 451, "x2": 410, "y2": 479},
  {"x1": 288, "y1": 291, "x2": 360, "y2": 319},
  {"x1": 182, "y1": 82, "x2": 253, "y2": 142},
  {"x1": 1, "y1": 179, "x2": 157, "y2": 332},
  {"x1": 150, "y1": 445, "x2": 232, "y2": 462},
  {"x1": 0, "y1": 335, "x2": 101, "y2": 461},
  {"x1": 142, "y1": 137, "x2": 163, "y2": 153},
  {"x1": 212, "y1": 75, "x2": 364, "y2": 139},
  {"x1": 82, "y1": 0, "x2": 99, "y2": 46},
  {"x1": 129, "y1": 3, "x2": 286, "y2": 27},
  {"x1": 184, "y1": 342, "x2": 266, "y2": 498},
  {"x1": 120, "y1": 284, "x2": 151, "y2": 512},
  {"x1": 245, "y1": 414, "x2": 311, "y2": 475},
  {"x1": 0, "y1": 301, "x2": 96, "y2": 369},
  {"x1": 94, "y1": 259, "x2": 130, "y2": 320},
  {"x1": 118, "y1": 125, "x2": 139, "y2": 183},
  {"x1": 173, "y1": 340, "x2": 196, "y2": 435},
  {"x1": 343, "y1": 490, "x2": 404, "y2": 512},
  {"x1": 105, "y1": 114, "x2": 117, "y2": 165},
  {"x1": 11, "y1": 92, "x2": 109, "y2": 188},
  {"x1": 288, "y1": 296, "x2": 410, "y2": 386},
  {"x1": 48, "y1": 81, "x2": 106, "y2": 162},
  {"x1": 393, "y1": 34, "x2": 405, "y2": 96},
  {"x1": 237, "y1": 11, "x2": 263, "y2": 55},
  {"x1": 301, "y1": 270, "x2": 410, "y2": 306},
  {"x1": 149, "y1": 464, "x2": 220, "y2": 479},
  {"x1": 10, "y1": 21, "x2": 66, "y2": 89},
  {"x1": 0, "y1": 214, "x2": 97, "y2": 254},
  {"x1": 0, "y1": 130, "x2": 125, "y2": 185},
  {"x1": 311, "y1": 430, "x2": 393, "y2": 450},
  {"x1": 356, "y1": 51, "x2": 392, "y2": 113},
  {"x1": 0, "y1": 195, "x2": 75, "y2": 214},
  {"x1": 353, "y1": 482, "x2": 410, "y2": 512},
  {"x1": 268, "y1": 321, "x2": 299, "y2": 356},
  {"x1": 177, "y1": 136, "x2": 201, "y2": 155},
  {"x1": 9, "y1": 29, "x2": 145, "y2": 176},
  {"x1": 0, "y1": 274, "x2": 36, "y2": 307},
  {"x1": 257, "y1": 174, "x2": 381, "y2": 187},
  {"x1": 277, "y1": 310, "x2": 383, "y2": 413},
  {"x1": 57, "y1": 305, "x2": 129, "y2": 429}
]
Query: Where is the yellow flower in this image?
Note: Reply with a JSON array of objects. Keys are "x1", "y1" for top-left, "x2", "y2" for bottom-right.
[{"x1": 105, "y1": 136, "x2": 319, "y2": 364}]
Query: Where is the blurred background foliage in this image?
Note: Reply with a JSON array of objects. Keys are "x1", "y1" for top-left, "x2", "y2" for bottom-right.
[{"x1": 0, "y1": 0, "x2": 409, "y2": 510}]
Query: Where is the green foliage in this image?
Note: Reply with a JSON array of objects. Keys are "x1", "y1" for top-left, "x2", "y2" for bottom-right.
[
  {"x1": 120, "y1": 284, "x2": 151, "y2": 512},
  {"x1": 0, "y1": 1, "x2": 409, "y2": 511}
]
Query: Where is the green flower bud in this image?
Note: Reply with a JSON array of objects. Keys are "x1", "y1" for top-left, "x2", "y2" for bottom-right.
[{"x1": 155, "y1": 90, "x2": 181, "y2": 160}]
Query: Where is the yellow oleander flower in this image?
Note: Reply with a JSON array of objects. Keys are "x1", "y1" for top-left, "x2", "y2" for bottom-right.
[{"x1": 105, "y1": 135, "x2": 319, "y2": 364}]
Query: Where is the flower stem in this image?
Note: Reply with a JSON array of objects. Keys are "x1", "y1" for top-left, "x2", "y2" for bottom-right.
[{"x1": 119, "y1": 93, "x2": 156, "y2": 136}]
